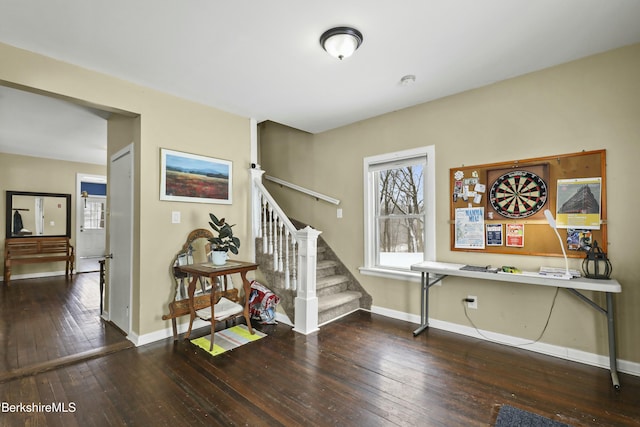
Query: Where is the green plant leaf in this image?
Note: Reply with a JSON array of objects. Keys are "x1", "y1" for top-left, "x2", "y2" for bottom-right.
[
  {"x1": 209, "y1": 213, "x2": 222, "y2": 226},
  {"x1": 208, "y1": 212, "x2": 239, "y2": 254},
  {"x1": 219, "y1": 227, "x2": 232, "y2": 239}
]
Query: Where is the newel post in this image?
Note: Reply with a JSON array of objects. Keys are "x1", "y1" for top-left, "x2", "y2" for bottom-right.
[
  {"x1": 250, "y1": 165, "x2": 265, "y2": 240},
  {"x1": 294, "y1": 226, "x2": 321, "y2": 335}
]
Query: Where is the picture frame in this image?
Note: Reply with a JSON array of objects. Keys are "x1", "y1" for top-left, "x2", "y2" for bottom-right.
[{"x1": 160, "y1": 148, "x2": 232, "y2": 204}]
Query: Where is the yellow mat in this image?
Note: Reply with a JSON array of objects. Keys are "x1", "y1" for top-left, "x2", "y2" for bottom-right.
[{"x1": 191, "y1": 324, "x2": 266, "y2": 356}]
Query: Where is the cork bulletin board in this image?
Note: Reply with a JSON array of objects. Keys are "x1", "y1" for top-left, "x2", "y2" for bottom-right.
[{"x1": 450, "y1": 150, "x2": 607, "y2": 258}]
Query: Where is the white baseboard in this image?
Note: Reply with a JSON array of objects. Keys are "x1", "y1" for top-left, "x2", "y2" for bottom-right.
[
  {"x1": 370, "y1": 305, "x2": 640, "y2": 378},
  {"x1": 275, "y1": 311, "x2": 293, "y2": 327},
  {"x1": 134, "y1": 318, "x2": 211, "y2": 346},
  {"x1": 125, "y1": 304, "x2": 640, "y2": 379}
]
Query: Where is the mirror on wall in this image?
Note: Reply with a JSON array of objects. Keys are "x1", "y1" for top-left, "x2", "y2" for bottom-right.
[
  {"x1": 5, "y1": 191, "x2": 72, "y2": 238},
  {"x1": 171, "y1": 228, "x2": 214, "y2": 301}
]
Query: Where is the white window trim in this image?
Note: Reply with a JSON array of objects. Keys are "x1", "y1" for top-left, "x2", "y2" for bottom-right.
[{"x1": 360, "y1": 145, "x2": 436, "y2": 280}]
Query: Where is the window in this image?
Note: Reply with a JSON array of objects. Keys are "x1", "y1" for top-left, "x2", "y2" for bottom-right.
[
  {"x1": 361, "y1": 146, "x2": 435, "y2": 278},
  {"x1": 83, "y1": 200, "x2": 105, "y2": 230}
]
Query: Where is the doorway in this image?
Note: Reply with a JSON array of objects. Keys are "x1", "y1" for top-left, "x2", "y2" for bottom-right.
[
  {"x1": 0, "y1": 83, "x2": 138, "y2": 351},
  {"x1": 76, "y1": 173, "x2": 107, "y2": 272},
  {"x1": 0, "y1": 85, "x2": 138, "y2": 376}
]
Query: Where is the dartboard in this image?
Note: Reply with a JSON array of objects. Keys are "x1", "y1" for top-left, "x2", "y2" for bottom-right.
[{"x1": 489, "y1": 170, "x2": 547, "y2": 219}]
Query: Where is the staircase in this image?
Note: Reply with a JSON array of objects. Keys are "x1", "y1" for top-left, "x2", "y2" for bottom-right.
[
  {"x1": 315, "y1": 238, "x2": 371, "y2": 325},
  {"x1": 251, "y1": 166, "x2": 371, "y2": 332},
  {"x1": 255, "y1": 220, "x2": 371, "y2": 327}
]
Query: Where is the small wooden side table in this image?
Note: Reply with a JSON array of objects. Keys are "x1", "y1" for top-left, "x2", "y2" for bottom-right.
[{"x1": 178, "y1": 260, "x2": 258, "y2": 349}]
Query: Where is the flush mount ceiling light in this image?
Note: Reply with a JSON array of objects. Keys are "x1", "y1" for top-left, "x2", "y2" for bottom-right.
[
  {"x1": 400, "y1": 74, "x2": 416, "y2": 86},
  {"x1": 320, "y1": 26, "x2": 363, "y2": 60}
]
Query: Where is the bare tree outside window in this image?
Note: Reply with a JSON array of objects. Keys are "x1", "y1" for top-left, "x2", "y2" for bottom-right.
[
  {"x1": 363, "y1": 146, "x2": 434, "y2": 275},
  {"x1": 376, "y1": 164, "x2": 424, "y2": 268}
]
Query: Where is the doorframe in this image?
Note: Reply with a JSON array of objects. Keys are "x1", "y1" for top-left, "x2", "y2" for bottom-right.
[{"x1": 75, "y1": 173, "x2": 107, "y2": 272}]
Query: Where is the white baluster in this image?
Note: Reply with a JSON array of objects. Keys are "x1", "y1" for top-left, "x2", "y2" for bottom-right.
[
  {"x1": 257, "y1": 195, "x2": 263, "y2": 239},
  {"x1": 262, "y1": 197, "x2": 268, "y2": 253},
  {"x1": 273, "y1": 215, "x2": 279, "y2": 270},
  {"x1": 291, "y1": 236, "x2": 297, "y2": 291},
  {"x1": 284, "y1": 228, "x2": 290, "y2": 289},
  {"x1": 268, "y1": 205, "x2": 274, "y2": 255},
  {"x1": 278, "y1": 221, "x2": 284, "y2": 272}
]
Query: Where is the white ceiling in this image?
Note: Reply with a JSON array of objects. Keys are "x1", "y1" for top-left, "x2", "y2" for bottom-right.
[{"x1": 1, "y1": 0, "x2": 640, "y2": 165}]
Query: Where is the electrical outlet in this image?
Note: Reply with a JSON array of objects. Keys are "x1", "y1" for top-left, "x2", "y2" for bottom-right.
[{"x1": 467, "y1": 295, "x2": 477, "y2": 309}]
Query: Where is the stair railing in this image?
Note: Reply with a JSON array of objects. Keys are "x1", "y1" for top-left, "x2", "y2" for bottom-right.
[
  {"x1": 264, "y1": 175, "x2": 341, "y2": 205},
  {"x1": 250, "y1": 166, "x2": 321, "y2": 334}
]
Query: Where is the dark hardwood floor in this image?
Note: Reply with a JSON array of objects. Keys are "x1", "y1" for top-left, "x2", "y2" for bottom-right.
[
  {"x1": 0, "y1": 273, "x2": 132, "y2": 380},
  {"x1": 1, "y1": 274, "x2": 639, "y2": 426}
]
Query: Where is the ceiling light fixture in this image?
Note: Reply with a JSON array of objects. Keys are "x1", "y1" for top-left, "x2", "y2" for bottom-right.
[
  {"x1": 320, "y1": 26, "x2": 363, "y2": 60},
  {"x1": 400, "y1": 75, "x2": 416, "y2": 86}
]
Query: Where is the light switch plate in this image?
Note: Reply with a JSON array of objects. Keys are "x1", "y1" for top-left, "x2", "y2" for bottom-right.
[{"x1": 171, "y1": 211, "x2": 181, "y2": 224}]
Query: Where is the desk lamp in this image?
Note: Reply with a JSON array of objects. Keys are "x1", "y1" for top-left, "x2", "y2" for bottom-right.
[{"x1": 544, "y1": 209, "x2": 572, "y2": 280}]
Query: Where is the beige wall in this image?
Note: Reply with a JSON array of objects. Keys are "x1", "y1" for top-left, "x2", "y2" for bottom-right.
[
  {"x1": 0, "y1": 153, "x2": 106, "y2": 275},
  {"x1": 0, "y1": 42, "x2": 252, "y2": 337},
  {"x1": 260, "y1": 44, "x2": 640, "y2": 364}
]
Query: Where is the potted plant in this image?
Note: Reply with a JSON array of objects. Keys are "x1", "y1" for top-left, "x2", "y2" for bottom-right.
[{"x1": 208, "y1": 213, "x2": 240, "y2": 265}]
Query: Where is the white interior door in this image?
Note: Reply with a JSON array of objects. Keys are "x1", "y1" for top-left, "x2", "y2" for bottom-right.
[
  {"x1": 76, "y1": 195, "x2": 107, "y2": 272},
  {"x1": 109, "y1": 145, "x2": 133, "y2": 334}
]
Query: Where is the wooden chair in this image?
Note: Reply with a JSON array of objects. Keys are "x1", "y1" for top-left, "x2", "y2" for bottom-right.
[{"x1": 162, "y1": 229, "x2": 242, "y2": 340}]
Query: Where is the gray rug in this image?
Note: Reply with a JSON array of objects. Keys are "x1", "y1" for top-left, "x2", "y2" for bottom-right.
[{"x1": 495, "y1": 405, "x2": 572, "y2": 427}]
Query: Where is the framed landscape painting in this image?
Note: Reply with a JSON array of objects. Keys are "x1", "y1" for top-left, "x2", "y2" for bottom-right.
[{"x1": 160, "y1": 148, "x2": 232, "y2": 204}]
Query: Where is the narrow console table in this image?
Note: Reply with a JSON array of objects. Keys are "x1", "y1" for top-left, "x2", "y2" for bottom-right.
[
  {"x1": 410, "y1": 261, "x2": 622, "y2": 389},
  {"x1": 178, "y1": 260, "x2": 258, "y2": 350}
]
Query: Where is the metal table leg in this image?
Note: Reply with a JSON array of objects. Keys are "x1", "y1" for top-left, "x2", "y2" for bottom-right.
[
  {"x1": 606, "y1": 293, "x2": 620, "y2": 389},
  {"x1": 414, "y1": 272, "x2": 429, "y2": 336},
  {"x1": 566, "y1": 288, "x2": 620, "y2": 389}
]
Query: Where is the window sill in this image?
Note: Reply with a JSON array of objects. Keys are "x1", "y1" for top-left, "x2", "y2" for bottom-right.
[{"x1": 358, "y1": 266, "x2": 422, "y2": 282}]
